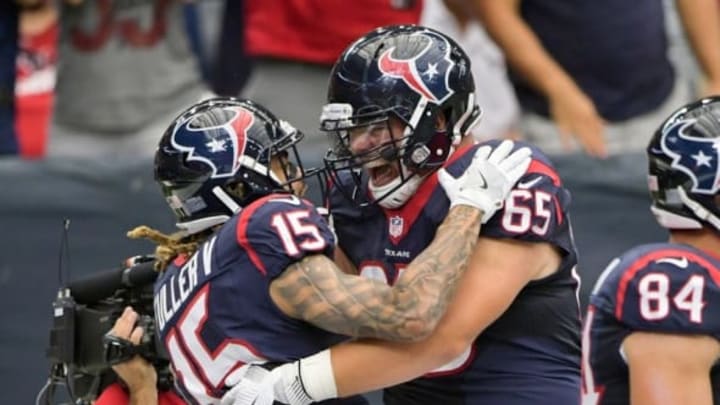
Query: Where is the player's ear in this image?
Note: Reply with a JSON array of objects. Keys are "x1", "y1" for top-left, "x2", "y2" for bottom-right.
[
  {"x1": 435, "y1": 111, "x2": 447, "y2": 131},
  {"x1": 225, "y1": 182, "x2": 248, "y2": 201}
]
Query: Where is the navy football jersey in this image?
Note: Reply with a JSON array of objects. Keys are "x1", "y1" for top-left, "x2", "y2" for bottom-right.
[
  {"x1": 329, "y1": 140, "x2": 581, "y2": 404},
  {"x1": 153, "y1": 193, "x2": 366, "y2": 405},
  {"x1": 585, "y1": 242, "x2": 720, "y2": 405}
]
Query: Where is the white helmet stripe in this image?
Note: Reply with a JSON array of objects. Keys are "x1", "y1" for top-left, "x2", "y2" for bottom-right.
[{"x1": 212, "y1": 186, "x2": 241, "y2": 215}]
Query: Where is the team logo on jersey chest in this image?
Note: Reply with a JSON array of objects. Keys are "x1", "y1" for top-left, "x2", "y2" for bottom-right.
[{"x1": 389, "y1": 216, "x2": 404, "y2": 238}]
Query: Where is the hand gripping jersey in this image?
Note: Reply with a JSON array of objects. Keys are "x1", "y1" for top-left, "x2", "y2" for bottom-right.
[
  {"x1": 584, "y1": 243, "x2": 720, "y2": 405},
  {"x1": 329, "y1": 140, "x2": 582, "y2": 404},
  {"x1": 153, "y1": 193, "x2": 366, "y2": 405}
]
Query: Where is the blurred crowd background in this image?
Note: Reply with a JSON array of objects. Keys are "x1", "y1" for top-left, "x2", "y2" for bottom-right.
[{"x1": 0, "y1": 0, "x2": 716, "y2": 403}]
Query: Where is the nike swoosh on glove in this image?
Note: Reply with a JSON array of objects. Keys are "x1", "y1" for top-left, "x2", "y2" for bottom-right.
[{"x1": 438, "y1": 140, "x2": 532, "y2": 223}]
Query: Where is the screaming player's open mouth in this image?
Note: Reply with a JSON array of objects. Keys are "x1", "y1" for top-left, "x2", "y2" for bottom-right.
[{"x1": 368, "y1": 161, "x2": 399, "y2": 187}]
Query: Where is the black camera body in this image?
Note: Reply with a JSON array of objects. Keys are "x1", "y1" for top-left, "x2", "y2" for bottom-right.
[{"x1": 45, "y1": 257, "x2": 173, "y2": 403}]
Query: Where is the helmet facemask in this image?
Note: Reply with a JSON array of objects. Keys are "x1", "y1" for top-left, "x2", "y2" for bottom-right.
[
  {"x1": 321, "y1": 25, "x2": 482, "y2": 209},
  {"x1": 322, "y1": 103, "x2": 433, "y2": 209},
  {"x1": 322, "y1": 98, "x2": 478, "y2": 209}
]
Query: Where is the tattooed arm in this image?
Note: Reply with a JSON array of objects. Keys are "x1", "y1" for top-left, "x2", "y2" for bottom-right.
[
  {"x1": 269, "y1": 141, "x2": 531, "y2": 342},
  {"x1": 220, "y1": 142, "x2": 532, "y2": 405},
  {"x1": 269, "y1": 205, "x2": 482, "y2": 342}
]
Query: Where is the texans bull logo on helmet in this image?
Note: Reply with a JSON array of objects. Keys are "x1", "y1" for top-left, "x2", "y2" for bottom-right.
[
  {"x1": 377, "y1": 31, "x2": 455, "y2": 104},
  {"x1": 171, "y1": 106, "x2": 254, "y2": 178},
  {"x1": 660, "y1": 118, "x2": 720, "y2": 194}
]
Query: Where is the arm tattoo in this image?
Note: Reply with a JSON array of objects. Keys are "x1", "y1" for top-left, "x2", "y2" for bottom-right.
[{"x1": 271, "y1": 205, "x2": 482, "y2": 342}]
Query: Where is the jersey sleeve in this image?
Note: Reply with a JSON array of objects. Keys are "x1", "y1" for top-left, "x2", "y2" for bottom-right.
[
  {"x1": 448, "y1": 141, "x2": 572, "y2": 249},
  {"x1": 591, "y1": 247, "x2": 720, "y2": 339},
  {"x1": 235, "y1": 195, "x2": 336, "y2": 279}
]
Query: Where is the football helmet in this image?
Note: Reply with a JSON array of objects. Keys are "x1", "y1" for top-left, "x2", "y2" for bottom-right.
[
  {"x1": 321, "y1": 24, "x2": 481, "y2": 208},
  {"x1": 155, "y1": 97, "x2": 319, "y2": 234},
  {"x1": 647, "y1": 96, "x2": 720, "y2": 233}
]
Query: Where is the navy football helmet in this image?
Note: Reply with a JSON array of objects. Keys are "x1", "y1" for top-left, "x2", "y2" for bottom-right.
[
  {"x1": 155, "y1": 97, "x2": 318, "y2": 234},
  {"x1": 321, "y1": 25, "x2": 481, "y2": 208},
  {"x1": 647, "y1": 96, "x2": 720, "y2": 233}
]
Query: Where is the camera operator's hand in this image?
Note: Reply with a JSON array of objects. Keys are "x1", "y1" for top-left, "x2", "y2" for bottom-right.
[{"x1": 107, "y1": 306, "x2": 158, "y2": 405}]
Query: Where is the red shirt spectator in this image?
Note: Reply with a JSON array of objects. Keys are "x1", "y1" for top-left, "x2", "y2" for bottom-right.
[
  {"x1": 245, "y1": 0, "x2": 422, "y2": 64},
  {"x1": 95, "y1": 383, "x2": 185, "y2": 405},
  {"x1": 240, "y1": 0, "x2": 424, "y2": 199},
  {"x1": 15, "y1": 5, "x2": 57, "y2": 159}
]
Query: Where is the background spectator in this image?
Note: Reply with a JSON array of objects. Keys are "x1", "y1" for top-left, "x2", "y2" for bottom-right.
[
  {"x1": 0, "y1": 1, "x2": 20, "y2": 155},
  {"x1": 48, "y1": 0, "x2": 214, "y2": 160},
  {"x1": 240, "y1": 0, "x2": 423, "y2": 170},
  {"x1": 15, "y1": 1, "x2": 58, "y2": 159},
  {"x1": 210, "y1": 0, "x2": 250, "y2": 96},
  {"x1": 421, "y1": 0, "x2": 520, "y2": 141},
  {"x1": 475, "y1": 0, "x2": 720, "y2": 157}
]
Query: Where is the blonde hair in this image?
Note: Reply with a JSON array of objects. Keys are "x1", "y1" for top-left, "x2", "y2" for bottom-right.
[{"x1": 127, "y1": 225, "x2": 209, "y2": 272}]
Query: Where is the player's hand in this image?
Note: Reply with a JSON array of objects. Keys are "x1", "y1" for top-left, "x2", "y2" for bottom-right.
[
  {"x1": 547, "y1": 82, "x2": 607, "y2": 158},
  {"x1": 222, "y1": 364, "x2": 275, "y2": 405},
  {"x1": 700, "y1": 77, "x2": 720, "y2": 99},
  {"x1": 438, "y1": 140, "x2": 531, "y2": 223},
  {"x1": 223, "y1": 362, "x2": 313, "y2": 405},
  {"x1": 107, "y1": 307, "x2": 157, "y2": 395}
]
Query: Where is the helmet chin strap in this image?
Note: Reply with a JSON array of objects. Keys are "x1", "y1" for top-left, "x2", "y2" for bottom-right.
[
  {"x1": 676, "y1": 186, "x2": 720, "y2": 232},
  {"x1": 369, "y1": 162, "x2": 426, "y2": 209},
  {"x1": 650, "y1": 205, "x2": 703, "y2": 230},
  {"x1": 650, "y1": 186, "x2": 720, "y2": 232}
]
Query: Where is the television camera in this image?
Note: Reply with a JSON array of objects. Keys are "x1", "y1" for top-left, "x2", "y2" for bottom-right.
[{"x1": 40, "y1": 256, "x2": 172, "y2": 404}]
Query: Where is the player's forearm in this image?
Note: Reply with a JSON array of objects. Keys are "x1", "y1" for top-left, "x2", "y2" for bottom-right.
[
  {"x1": 391, "y1": 205, "x2": 482, "y2": 338},
  {"x1": 676, "y1": 0, "x2": 720, "y2": 82},
  {"x1": 271, "y1": 206, "x2": 480, "y2": 343},
  {"x1": 473, "y1": 0, "x2": 578, "y2": 98},
  {"x1": 254, "y1": 340, "x2": 448, "y2": 405},
  {"x1": 330, "y1": 337, "x2": 455, "y2": 397},
  {"x1": 267, "y1": 294, "x2": 477, "y2": 403},
  {"x1": 281, "y1": 323, "x2": 464, "y2": 400}
]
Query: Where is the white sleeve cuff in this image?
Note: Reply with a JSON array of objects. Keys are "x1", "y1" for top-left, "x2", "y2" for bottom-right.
[{"x1": 299, "y1": 349, "x2": 338, "y2": 401}]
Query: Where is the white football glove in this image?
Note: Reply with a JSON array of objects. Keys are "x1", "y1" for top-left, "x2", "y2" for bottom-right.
[
  {"x1": 438, "y1": 140, "x2": 532, "y2": 223},
  {"x1": 222, "y1": 363, "x2": 312, "y2": 405},
  {"x1": 222, "y1": 364, "x2": 279, "y2": 405}
]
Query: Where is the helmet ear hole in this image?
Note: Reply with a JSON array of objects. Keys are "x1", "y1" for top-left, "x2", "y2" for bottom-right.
[
  {"x1": 225, "y1": 182, "x2": 248, "y2": 202},
  {"x1": 436, "y1": 109, "x2": 449, "y2": 131}
]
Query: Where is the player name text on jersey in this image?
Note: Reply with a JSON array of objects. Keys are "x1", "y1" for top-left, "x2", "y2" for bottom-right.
[{"x1": 154, "y1": 236, "x2": 218, "y2": 331}]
